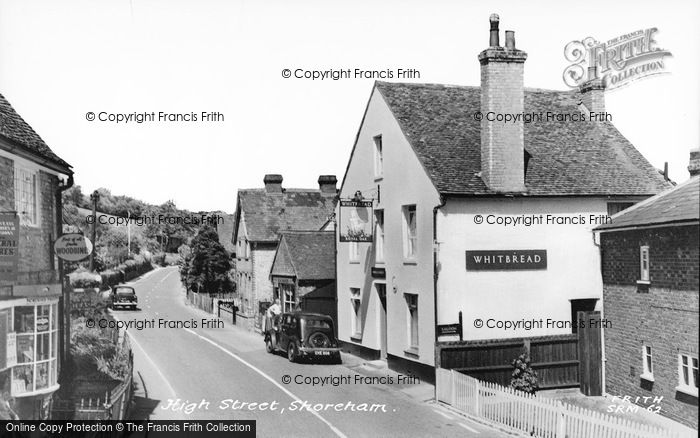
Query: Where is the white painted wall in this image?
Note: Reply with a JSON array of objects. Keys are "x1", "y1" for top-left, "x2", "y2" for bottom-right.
[
  {"x1": 436, "y1": 197, "x2": 613, "y2": 340},
  {"x1": 337, "y1": 87, "x2": 441, "y2": 367}
]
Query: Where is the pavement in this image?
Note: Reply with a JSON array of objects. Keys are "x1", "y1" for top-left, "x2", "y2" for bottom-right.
[
  {"x1": 538, "y1": 387, "x2": 697, "y2": 436},
  {"x1": 109, "y1": 266, "x2": 509, "y2": 438}
]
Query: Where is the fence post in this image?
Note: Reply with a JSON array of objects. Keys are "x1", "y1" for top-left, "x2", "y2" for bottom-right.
[
  {"x1": 435, "y1": 368, "x2": 440, "y2": 403},
  {"x1": 474, "y1": 378, "x2": 480, "y2": 417},
  {"x1": 556, "y1": 401, "x2": 566, "y2": 438}
]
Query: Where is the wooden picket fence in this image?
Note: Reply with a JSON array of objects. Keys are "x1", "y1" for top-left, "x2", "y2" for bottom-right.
[{"x1": 436, "y1": 368, "x2": 694, "y2": 438}]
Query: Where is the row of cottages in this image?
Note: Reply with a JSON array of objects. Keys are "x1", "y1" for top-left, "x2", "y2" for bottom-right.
[
  {"x1": 0, "y1": 92, "x2": 73, "y2": 419},
  {"x1": 596, "y1": 162, "x2": 699, "y2": 429},
  {"x1": 336, "y1": 15, "x2": 670, "y2": 384},
  {"x1": 231, "y1": 175, "x2": 337, "y2": 331}
]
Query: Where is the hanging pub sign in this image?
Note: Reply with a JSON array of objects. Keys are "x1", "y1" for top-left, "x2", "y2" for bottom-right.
[
  {"x1": 0, "y1": 213, "x2": 19, "y2": 282},
  {"x1": 339, "y1": 199, "x2": 373, "y2": 242},
  {"x1": 54, "y1": 233, "x2": 94, "y2": 262},
  {"x1": 466, "y1": 250, "x2": 547, "y2": 271}
]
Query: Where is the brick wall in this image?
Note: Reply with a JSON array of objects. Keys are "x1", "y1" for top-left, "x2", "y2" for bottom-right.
[
  {"x1": 0, "y1": 156, "x2": 60, "y2": 279},
  {"x1": 251, "y1": 244, "x2": 276, "y2": 308},
  {"x1": 601, "y1": 226, "x2": 699, "y2": 290},
  {"x1": 0, "y1": 157, "x2": 13, "y2": 212},
  {"x1": 17, "y1": 171, "x2": 58, "y2": 273},
  {"x1": 601, "y1": 225, "x2": 699, "y2": 428},
  {"x1": 479, "y1": 49, "x2": 527, "y2": 192}
]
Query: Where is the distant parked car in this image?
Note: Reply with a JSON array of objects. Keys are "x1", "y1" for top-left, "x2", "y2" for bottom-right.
[
  {"x1": 265, "y1": 312, "x2": 341, "y2": 364},
  {"x1": 109, "y1": 285, "x2": 138, "y2": 310}
]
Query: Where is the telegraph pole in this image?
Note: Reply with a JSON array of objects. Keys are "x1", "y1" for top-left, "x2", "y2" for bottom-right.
[{"x1": 89, "y1": 190, "x2": 99, "y2": 271}]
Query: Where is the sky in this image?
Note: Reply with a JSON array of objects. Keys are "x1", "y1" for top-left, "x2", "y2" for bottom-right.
[{"x1": 1, "y1": 0, "x2": 698, "y2": 213}]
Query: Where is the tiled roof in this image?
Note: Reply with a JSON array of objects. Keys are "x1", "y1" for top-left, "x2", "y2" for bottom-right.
[
  {"x1": 375, "y1": 82, "x2": 670, "y2": 196},
  {"x1": 0, "y1": 93, "x2": 71, "y2": 171},
  {"x1": 596, "y1": 177, "x2": 699, "y2": 230},
  {"x1": 270, "y1": 231, "x2": 335, "y2": 280},
  {"x1": 236, "y1": 189, "x2": 336, "y2": 242},
  {"x1": 216, "y1": 213, "x2": 235, "y2": 253}
]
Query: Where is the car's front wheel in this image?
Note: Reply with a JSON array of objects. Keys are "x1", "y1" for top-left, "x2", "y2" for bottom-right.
[{"x1": 287, "y1": 343, "x2": 297, "y2": 363}]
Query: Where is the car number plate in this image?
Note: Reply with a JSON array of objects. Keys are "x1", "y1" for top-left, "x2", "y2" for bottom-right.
[{"x1": 315, "y1": 351, "x2": 330, "y2": 356}]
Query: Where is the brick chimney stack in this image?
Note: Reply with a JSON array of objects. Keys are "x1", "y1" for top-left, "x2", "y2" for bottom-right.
[
  {"x1": 689, "y1": 149, "x2": 700, "y2": 177},
  {"x1": 263, "y1": 174, "x2": 283, "y2": 193},
  {"x1": 479, "y1": 14, "x2": 527, "y2": 193},
  {"x1": 580, "y1": 66, "x2": 605, "y2": 113}
]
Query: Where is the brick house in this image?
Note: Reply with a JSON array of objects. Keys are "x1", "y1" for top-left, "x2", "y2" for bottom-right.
[
  {"x1": 596, "y1": 157, "x2": 699, "y2": 429},
  {"x1": 232, "y1": 175, "x2": 337, "y2": 331},
  {"x1": 270, "y1": 231, "x2": 337, "y2": 327},
  {"x1": 0, "y1": 92, "x2": 73, "y2": 419},
  {"x1": 336, "y1": 14, "x2": 670, "y2": 383}
]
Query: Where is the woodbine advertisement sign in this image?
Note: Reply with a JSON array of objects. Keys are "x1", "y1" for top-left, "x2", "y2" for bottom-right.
[{"x1": 54, "y1": 233, "x2": 94, "y2": 262}]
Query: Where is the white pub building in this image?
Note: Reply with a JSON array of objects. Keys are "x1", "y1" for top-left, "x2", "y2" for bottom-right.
[{"x1": 336, "y1": 14, "x2": 670, "y2": 382}]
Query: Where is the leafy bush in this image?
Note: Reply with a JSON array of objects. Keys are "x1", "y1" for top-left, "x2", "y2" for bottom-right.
[
  {"x1": 100, "y1": 269, "x2": 125, "y2": 289},
  {"x1": 70, "y1": 319, "x2": 117, "y2": 374},
  {"x1": 510, "y1": 352, "x2": 539, "y2": 394},
  {"x1": 164, "y1": 253, "x2": 180, "y2": 266},
  {"x1": 96, "y1": 346, "x2": 132, "y2": 381},
  {"x1": 69, "y1": 269, "x2": 102, "y2": 289},
  {"x1": 152, "y1": 253, "x2": 166, "y2": 266}
]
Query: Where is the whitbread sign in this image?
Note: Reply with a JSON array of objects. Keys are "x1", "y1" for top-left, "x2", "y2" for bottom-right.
[{"x1": 54, "y1": 233, "x2": 94, "y2": 262}]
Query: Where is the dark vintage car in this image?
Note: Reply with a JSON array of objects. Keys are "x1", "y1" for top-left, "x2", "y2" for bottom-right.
[
  {"x1": 264, "y1": 312, "x2": 341, "y2": 363},
  {"x1": 109, "y1": 285, "x2": 138, "y2": 310}
]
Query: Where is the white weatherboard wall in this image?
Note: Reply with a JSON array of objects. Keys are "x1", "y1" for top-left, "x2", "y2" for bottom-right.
[
  {"x1": 436, "y1": 197, "x2": 610, "y2": 341},
  {"x1": 337, "y1": 87, "x2": 440, "y2": 367}
]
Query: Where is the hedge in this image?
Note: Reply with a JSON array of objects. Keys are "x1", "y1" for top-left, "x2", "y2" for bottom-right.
[{"x1": 70, "y1": 256, "x2": 154, "y2": 290}]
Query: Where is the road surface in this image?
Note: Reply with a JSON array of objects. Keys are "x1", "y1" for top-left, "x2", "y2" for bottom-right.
[{"x1": 110, "y1": 266, "x2": 506, "y2": 438}]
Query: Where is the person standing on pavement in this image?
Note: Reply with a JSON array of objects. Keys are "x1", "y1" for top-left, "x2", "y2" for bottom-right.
[{"x1": 264, "y1": 298, "x2": 282, "y2": 334}]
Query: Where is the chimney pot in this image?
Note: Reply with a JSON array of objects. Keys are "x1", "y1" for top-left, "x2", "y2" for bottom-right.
[
  {"x1": 505, "y1": 30, "x2": 516, "y2": 50},
  {"x1": 689, "y1": 149, "x2": 700, "y2": 177},
  {"x1": 263, "y1": 174, "x2": 283, "y2": 193},
  {"x1": 489, "y1": 13, "x2": 500, "y2": 47},
  {"x1": 318, "y1": 175, "x2": 338, "y2": 194}
]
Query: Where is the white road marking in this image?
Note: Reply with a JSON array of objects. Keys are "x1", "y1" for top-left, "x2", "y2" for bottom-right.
[
  {"x1": 127, "y1": 327, "x2": 179, "y2": 405},
  {"x1": 184, "y1": 328, "x2": 347, "y2": 438},
  {"x1": 458, "y1": 422, "x2": 480, "y2": 433}
]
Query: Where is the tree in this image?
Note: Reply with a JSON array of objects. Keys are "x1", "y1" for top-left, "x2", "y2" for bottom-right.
[
  {"x1": 181, "y1": 226, "x2": 232, "y2": 294},
  {"x1": 510, "y1": 351, "x2": 539, "y2": 394},
  {"x1": 63, "y1": 184, "x2": 87, "y2": 208}
]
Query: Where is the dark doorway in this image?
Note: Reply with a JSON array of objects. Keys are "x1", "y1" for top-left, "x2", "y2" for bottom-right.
[
  {"x1": 377, "y1": 283, "x2": 387, "y2": 360},
  {"x1": 570, "y1": 299, "x2": 597, "y2": 334}
]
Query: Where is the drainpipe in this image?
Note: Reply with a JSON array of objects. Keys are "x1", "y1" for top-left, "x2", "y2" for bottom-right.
[
  {"x1": 433, "y1": 196, "x2": 446, "y2": 368},
  {"x1": 55, "y1": 172, "x2": 74, "y2": 380},
  {"x1": 592, "y1": 227, "x2": 606, "y2": 395}
]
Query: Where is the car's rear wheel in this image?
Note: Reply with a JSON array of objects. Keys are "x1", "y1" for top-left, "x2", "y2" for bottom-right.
[
  {"x1": 266, "y1": 338, "x2": 274, "y2": 354},
  {"x1": 287, "y1": 344, "x2": 297, "y2": 363},
  {"x1": 308, "y1": 332, "x2": 331, "y2": 348}
]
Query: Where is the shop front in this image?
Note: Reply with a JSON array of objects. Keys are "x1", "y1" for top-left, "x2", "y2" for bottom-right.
[{"x1": 1, "y1": 297, "x2": 60, "y2": 420}]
